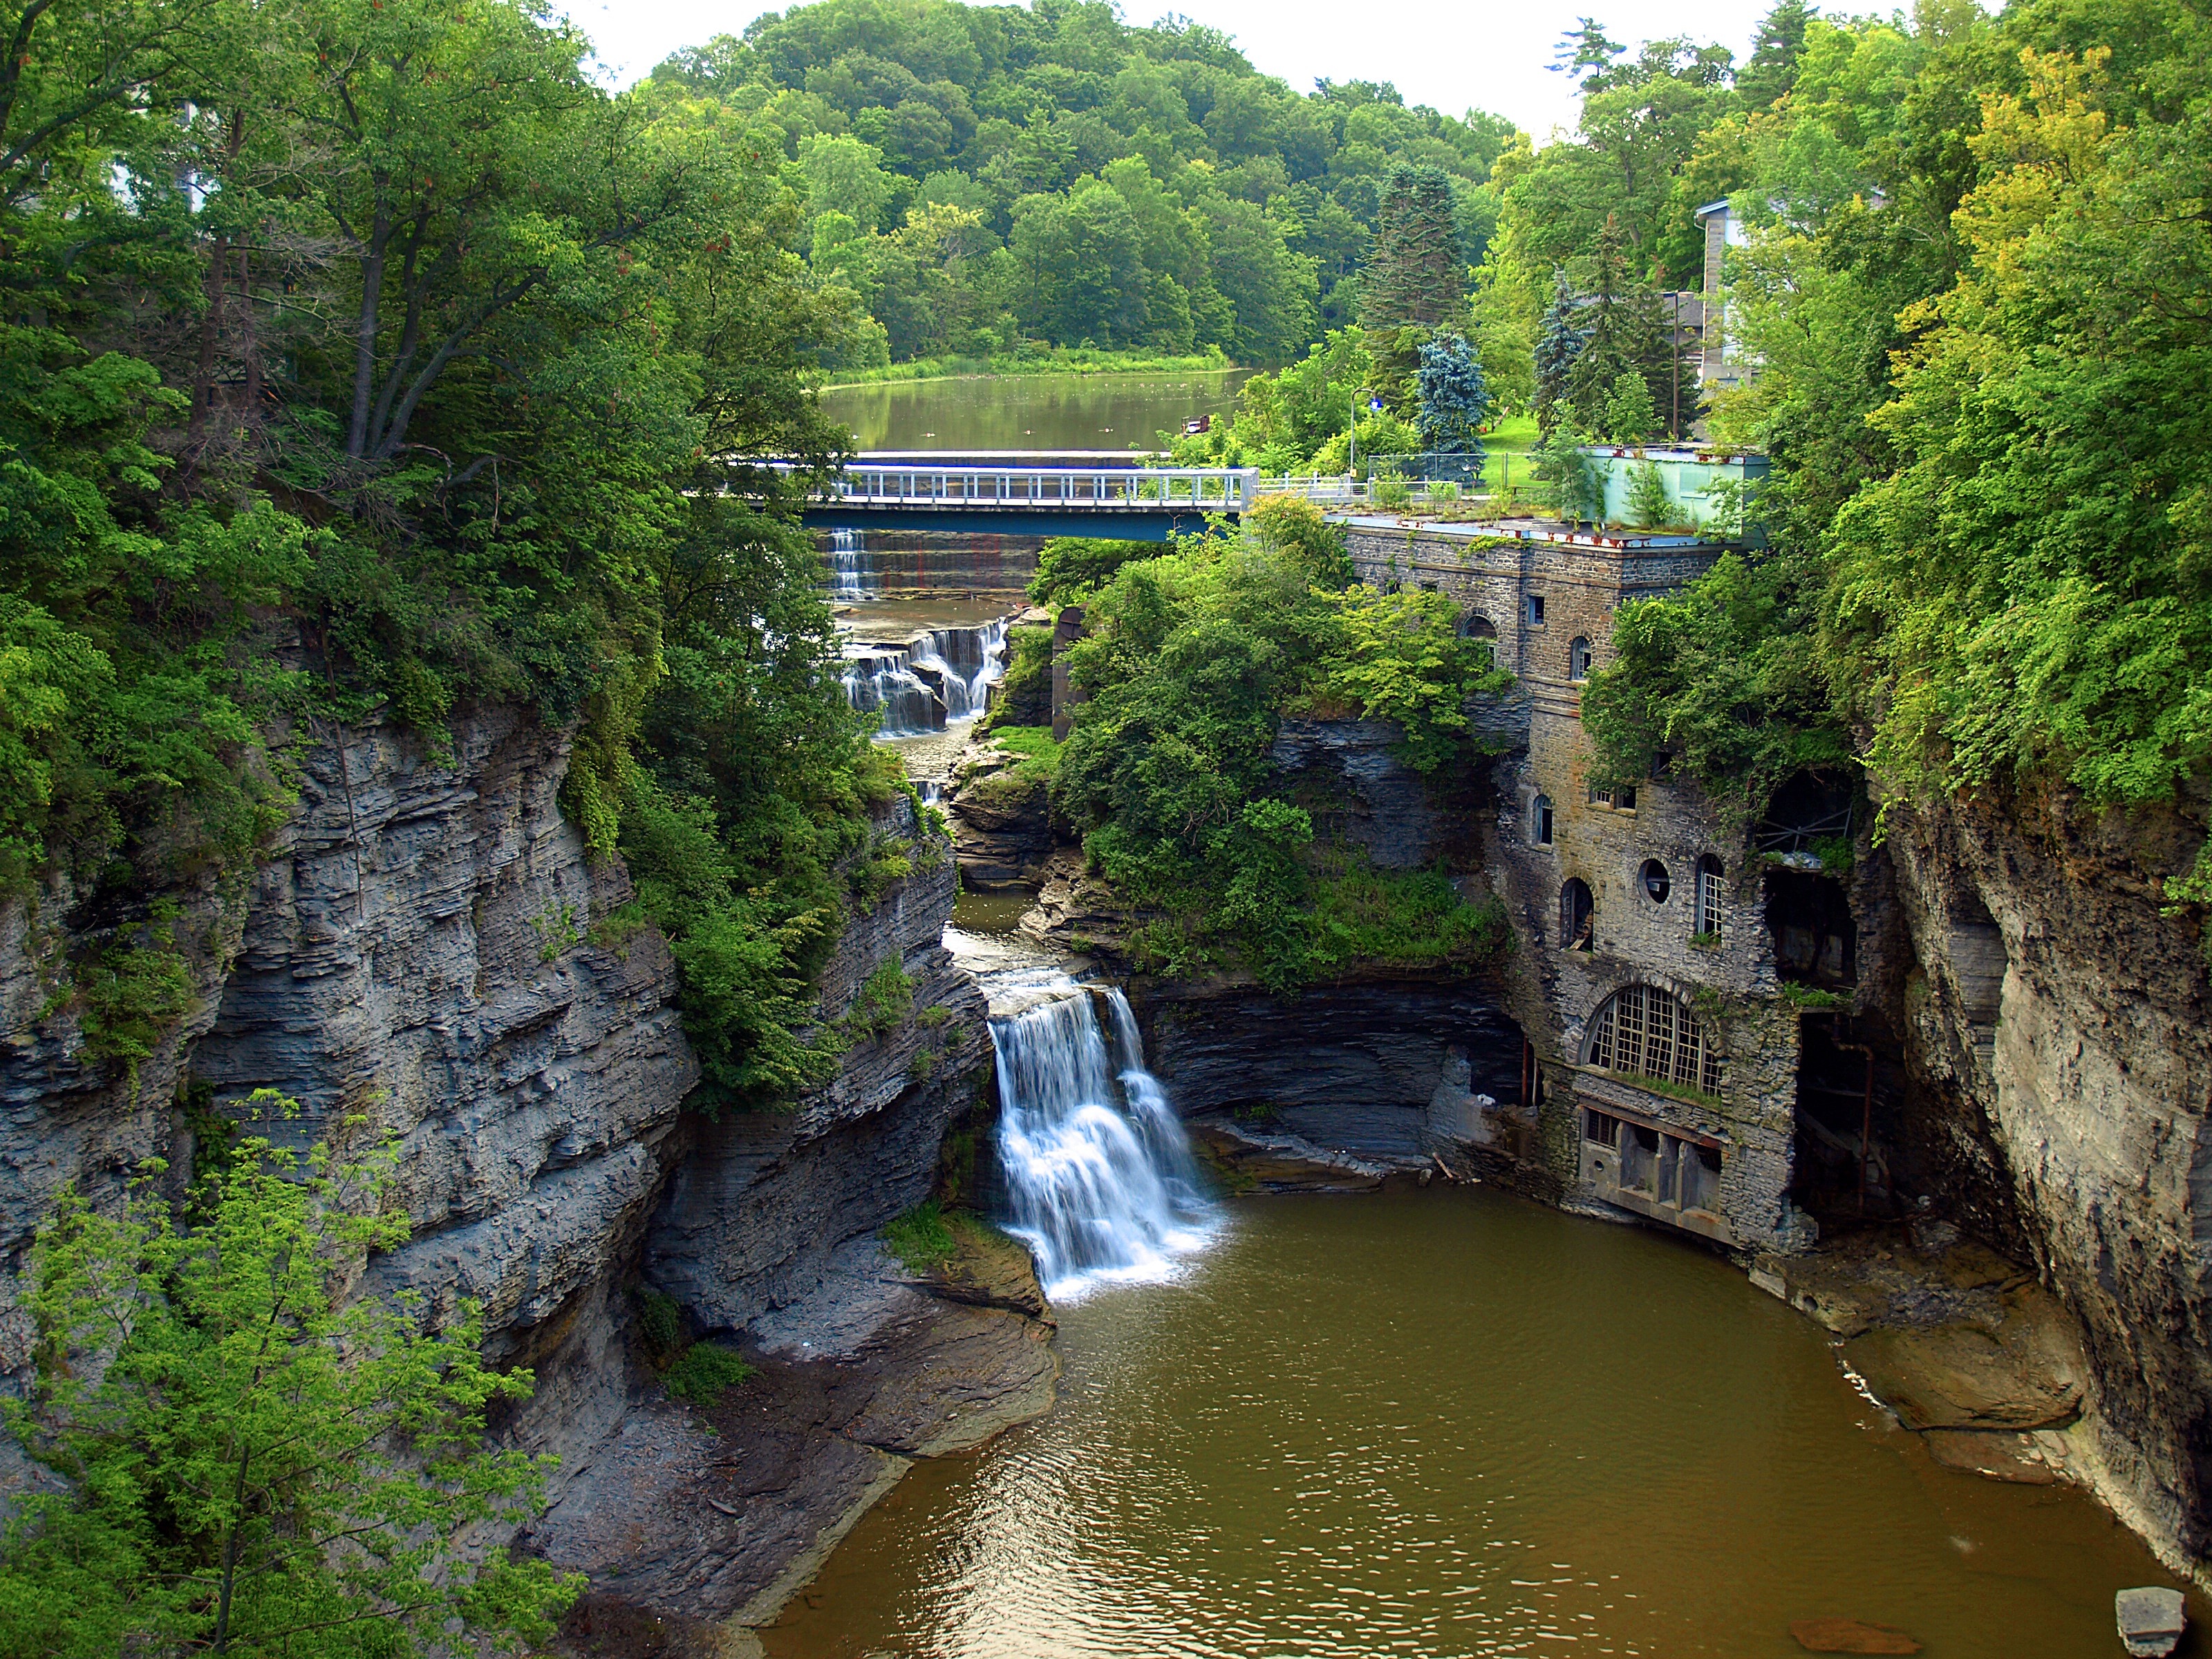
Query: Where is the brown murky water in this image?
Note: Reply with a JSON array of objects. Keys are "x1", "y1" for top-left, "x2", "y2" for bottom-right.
[
  {"x1": 764, "y1": 1186, "x2": 2197, "y2": 1659},
  {"x1": 821, "y1": 369, "x2": 1257, "y2": 453}
]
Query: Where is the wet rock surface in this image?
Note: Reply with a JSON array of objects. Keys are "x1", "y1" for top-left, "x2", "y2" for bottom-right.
[
  {"x1": 1754, "y1": 1223, "x2": 2089, "y2": 1477},
  {"x1": 536, "y1": 1235, "x2": 1057, "y2": 1649},
  {"x1": 1190, "y1": 1118, "x2": 1389, "y2": 1192}
]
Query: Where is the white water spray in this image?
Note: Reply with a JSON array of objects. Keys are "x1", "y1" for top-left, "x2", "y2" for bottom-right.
[
  {"x1": 842, "y1": 618, "x2": 1011, "y2": 738},
  {"x1": 992, "y1": 975, "x2": 1215, "y2": 1300},
  {"x1": 827, "y1": 528, "x2": 868, "y2": 600}
]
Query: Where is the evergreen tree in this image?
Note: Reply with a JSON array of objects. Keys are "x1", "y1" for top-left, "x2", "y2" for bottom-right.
[
  {"x1": 1417, "y1": 333, "x2": 1490, "y2": 480},
  {"x1": 1535, "y1": 269, "x2": 1588, "y2": 435},
  {"x1": 1736, "y1": 0, "x2": 1817, "y2": 109},
  {"x1": 1565, "y1": 214, "x2": 1664, "y2": 434},
  {"x1": 1361, "y1": 165, "x2": 1463, "y2": 330}
]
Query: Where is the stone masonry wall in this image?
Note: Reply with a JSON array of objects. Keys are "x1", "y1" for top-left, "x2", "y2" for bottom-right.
[{"x1": 1344, "y1": 519, "x2": 1810, "y2": 1252}]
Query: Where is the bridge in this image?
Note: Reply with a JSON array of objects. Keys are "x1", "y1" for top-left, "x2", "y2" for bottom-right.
[{"x1": 796, "y1": 455, "x2": 1259, "y2": 539}]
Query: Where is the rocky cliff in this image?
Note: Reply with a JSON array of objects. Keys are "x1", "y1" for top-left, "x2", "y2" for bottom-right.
[
  {"x1": 0, "y1": 702, "x2": 1049, "y2": 1635},
  {"x1": 1875, "y1": 785, "x2": 2212, "y2": 1570}
]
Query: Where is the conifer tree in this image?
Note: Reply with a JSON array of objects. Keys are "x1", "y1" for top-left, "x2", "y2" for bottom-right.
[
  {"x1": 1535, "y1": 269, "x2": 1588, "y2": 435},
  {"x1": 1362, "y1": 165, "x2": 1463, "y2": 330},
  {"x1": 1601, "y1": 369, "x2": 1660, "y2": 444},
  {"x1": 1565, "y1": 214, "x2": 1664, "y2": 435},
  {"x1": 1417, "y1": 333, "x2": 1490, "y2": 481}
]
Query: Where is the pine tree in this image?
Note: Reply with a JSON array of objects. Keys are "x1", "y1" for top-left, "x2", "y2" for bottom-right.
[
  {"x1": 1736, "y1": 0, "x2": 1817, "y2": 109},
  {"x1": 1535, "y1": 269, "x2": 1588, "y2": 435},
  {"x1": 1417, "y1": 333, "x2": 1490, "y2": 481},
  {"x1": 1566, "y1": 214, "x2": 1665, "y2": 435},
  {"x1": 1362, "y1": 165, "x2": 1462, "y2": 330}
]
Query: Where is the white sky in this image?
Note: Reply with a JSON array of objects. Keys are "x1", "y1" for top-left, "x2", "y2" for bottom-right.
[{"x1": 563, "y1": 0, "x2": 1780, "y2": 142}]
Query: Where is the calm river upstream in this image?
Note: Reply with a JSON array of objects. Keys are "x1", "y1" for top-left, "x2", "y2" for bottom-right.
[
  {"x1": 820, "y1": 368, "x2": 1256, "y2": 451},
  {"x1": 765, "y1": 1186, "x2": 2195, "y2": 1659}
]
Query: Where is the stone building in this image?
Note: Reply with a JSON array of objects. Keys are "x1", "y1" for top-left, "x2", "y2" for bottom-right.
[{"x1": 1340, "y1": 514, "x2": 1822, "y2": 1255}]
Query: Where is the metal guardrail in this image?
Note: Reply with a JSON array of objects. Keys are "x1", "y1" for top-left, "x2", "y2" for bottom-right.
[
  {"x1": 809, "y1": 464, "x2": 1259, "y2": 511},
  {"x1": 1255, "y1": 475, "x2": 1488, "y2": 507}
]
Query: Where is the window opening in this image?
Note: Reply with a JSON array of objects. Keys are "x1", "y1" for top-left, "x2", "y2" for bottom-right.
[
  {"x1": 1533, "y1": 794, "x2": 1554, "y2": 846},
  {"x1": 1459, "y1": 612, "x2": 1497, "y2": 639},
  {"x1": 1586, "y1": 984, "x2": 1722, "y2": 1093},
  {"x1": 1696, "y1": 855, "x2": 1725, "y2": 941},
  {"x1": 1569, "y1": 637, "x2": 1593, "y2": 680},
  {"x1": 1559, "y1": 879, "x2": 1594, "y2": 952},
  {"x1": 1527, "y1": 594, "x2": 1546, "y2": 626},
  {"x1": 1584, "y1": 1109, "x2": 1620, "y2": 1147},
  {"x1": 1641, "y1": 859, "x2": 1671, "y2": 903}
]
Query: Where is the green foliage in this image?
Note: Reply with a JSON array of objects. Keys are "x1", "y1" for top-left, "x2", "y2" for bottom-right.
[
  {"x1": 662, "y1": 1344, "x2": 757, "y2": 1406},
  {"x1": 1308, "y1": 854, "x2": 1512, "y2": 973},
  {"x1": 637, "y1": 1288, "x2": 686, "y2": 1364},
  {"x1": 1534, "y1": 424, "x2": 1600, "y2": 521},
  {"x1": 1604, "y1": 374, "x2": 1662, "y2": 446},
  {"x1": 1053, "y1": 505, "x2": 1510, "y2": 985},
  {"x1": 1364, "y1": 165, "x2": 1466, "y2": 330},
  {"x1": 653, "y1": 9, "x2": 1518, "y2": 362},
  {"x1": 988, "y1": 623, "x2": 1056, "y2": 726},
  {"x1": 849, "y1": 956, "x2": 917, "y2": 1040},
  {"x1": 1, "y1": 1094, "x2": 579, "y2": 1657},
  {"x1": 73, "y1": 905, "x2": 196, "y2": 1093},
  {"x1": 1416, "y1": 334, "x2": 1490, "y2": 463},
  {"x1": 882, "y1": 1198, "x2": 959, "y2": 1273},
  {"x1": 1582, "y1": 552, "x2": 1852, "y2": 812},
  {"x1": 1029, "y1": 538, "x2": 1156, "y2": 607},
  {"x1": 1627, "y1": 460, "x2": 1673, "y2": 528}
]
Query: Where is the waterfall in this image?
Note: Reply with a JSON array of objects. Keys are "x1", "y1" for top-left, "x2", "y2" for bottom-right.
[
  {"x1": 842, "y1": 619, "x2": 1011, "y2": 738},
  {"x1": 826, "y1": 528, "x2": 868, "y2": 601},
  {"x1": 841, "y1": 644, "x2": 945, "y2": 735},
  {"x1": 993, "y1": 976, "x2": 1215, "y2": 1300}
]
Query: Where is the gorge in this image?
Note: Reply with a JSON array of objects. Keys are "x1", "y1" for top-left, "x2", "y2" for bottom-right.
[{"x1": 4, "y1": 0, "x2": 2212, "y2": 1656}]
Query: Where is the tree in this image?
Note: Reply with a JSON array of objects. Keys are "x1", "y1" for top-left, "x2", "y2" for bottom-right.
[
  {"x1": 0, "y1": 1097, "x2": 581, "y2": 1656},
  {"x1": 1416, "y1": 333, "x2": 1490, "y2": 475},
  {"x1": 1535, "y1": 269, "x2": 1588, "y2": 434},
  {"x1": 1736, "y1": 0, "x2": 1817, "y2": 109},
  {"x1": 1360, "y1": 164, "x2": 1463, "y2": 330},
  {"x1": 1535, "y1": 422, "x2": 1600, "y2": 521},
  {"x1": 1564, "y1": 214, "x2": 1663, "y2": 433},
  {"x1": 1601, "y1": 368, "x2": 1660, "y2": 443}
]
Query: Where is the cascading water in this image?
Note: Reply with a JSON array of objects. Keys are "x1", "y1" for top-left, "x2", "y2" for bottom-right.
[
  {"x1": 842, "y1": 619, "x2": 1010, "y2": 738},
  {"x1": 826, "y1": 528, "x2": 868, "y2": 601},
  {"x1": 841, "y1": 644, "x2": 945, "y2": 735},
  {"x1": 910, "y1": 617, "x2": 1009, "y2": 722},
  {"x1": 992, "y1": 974, "x2": 1215, "y2": 1300}
]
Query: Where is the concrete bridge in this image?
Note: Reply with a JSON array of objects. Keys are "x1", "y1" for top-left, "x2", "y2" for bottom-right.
[{"x1": 796, "y1": 452, "x2": 1259, "y2": 539}]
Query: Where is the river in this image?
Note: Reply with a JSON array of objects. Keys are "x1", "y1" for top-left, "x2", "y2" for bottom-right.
[
  {"x1": 764, "y1": 1182, "x2": 2185, "y2": 1658},
  {"x1": 820, "y1": 367, "x2": 1257, "y2": 453}
]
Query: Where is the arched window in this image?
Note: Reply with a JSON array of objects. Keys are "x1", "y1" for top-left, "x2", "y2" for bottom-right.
[
  {"x1": 1695, "y1": 854, "x2": 1725, "y2": 940},
  {"x1": 1460, "y1": 612, "x2": 1498, "y2": 640},
  {"x1": 1560, "y1": 878, "x2": 1593, "y2": 952},
  {"x1": 1569, "y1": 637, "x2": 1593, "y2": 680},
  {"x1": 1532, "y1": 794, "x2": 1554, "y2": 846},
  {"x1": 1586, "y1": 984, "x2": 1723, "y2": 1094}
]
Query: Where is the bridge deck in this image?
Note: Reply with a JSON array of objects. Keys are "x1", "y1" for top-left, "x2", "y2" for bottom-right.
[{"x1": 803, "y1": 462, "x2": 1259, "y2": 514}]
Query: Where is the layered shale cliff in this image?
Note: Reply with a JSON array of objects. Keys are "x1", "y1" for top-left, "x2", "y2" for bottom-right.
[
  {"x1": 0, "y1": 700, "x2": 1047, "y2": 1636},
  {"x1": 1873, "y1": 786, "x2": 2212, "y2": 1568}
]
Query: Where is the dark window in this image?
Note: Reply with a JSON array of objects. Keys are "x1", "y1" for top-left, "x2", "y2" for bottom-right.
[
  {"x1": 1617, "y1": 785, "x2": 1637, "y2": 810},
  {"x1": 1569, "y1": 636, "x2": 1593, "y2": 680},
  {"x1": 1584, "y1": 1109, "x2": 1620, "y2": 1147},
  {"x1": 1461, "y1": 612, "x2": 1498, "y2": 640},
  {"x1": 1527, "y1": 594, "x2": 1546, "y2": 626},
  {"x1": 1559, "y1": 878, "x2": 1594, "y2": 951},
  {"x1": 1641, "y1": 859, "x2": 1671, "y2": 903},
  {"x1": 1586, "y1": 984, "x2": 1723, "y2": 1094},
  {"x1": 1695, "y1": 855, "x2": 1725, "y2": 940},
  {"x1": 1533, "y1": 794, "x2": 1554, "y2": 845}
]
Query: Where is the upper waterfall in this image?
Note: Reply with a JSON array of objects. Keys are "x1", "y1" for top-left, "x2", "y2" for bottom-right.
[{"x1": 991, "y1": 973, "x2": 1216, "y2": 1300}]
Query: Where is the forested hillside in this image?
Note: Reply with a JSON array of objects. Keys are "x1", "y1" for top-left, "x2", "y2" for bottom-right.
[{"x1": 650, "y1": 0, "x2": 1515, "y2": 366}]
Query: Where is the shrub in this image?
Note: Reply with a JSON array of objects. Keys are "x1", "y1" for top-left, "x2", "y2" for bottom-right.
[
  {"x1": 848, "y1": 956, "x2": 915, "y2": 1039},
  {"x1": 662, "y1": 1343, "x2": 756, "y2": 1405}
]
